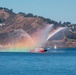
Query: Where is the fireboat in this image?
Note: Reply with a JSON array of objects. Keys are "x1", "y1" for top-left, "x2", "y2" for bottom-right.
[{"x1": 30, "y1": 47, "x2": 47, "y2": 53}]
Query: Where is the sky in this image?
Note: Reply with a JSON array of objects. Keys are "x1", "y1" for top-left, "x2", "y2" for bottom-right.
[{"x1": 0, "y1": 0, "x2": 76, "y2": 23}]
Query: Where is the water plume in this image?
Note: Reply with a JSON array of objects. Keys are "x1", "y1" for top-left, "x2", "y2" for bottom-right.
[
  {"x1": 46, "y1": 27, "x2": 69, "y2": 48},
  {"x1": 8, "y1": 29, "x2": 35, "y2": 52},
  {"x1": 32, "y1": 24, "x2": 53, "y2": 48},
  {"x1": 47, "y1": 27, "x2": 67, "y2": 41}
]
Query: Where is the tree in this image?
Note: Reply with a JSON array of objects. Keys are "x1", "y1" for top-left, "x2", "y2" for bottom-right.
[
  {"x1": 26, "y1": 13, "x2": 34, "y2": 17},
  {"x1": 59, "y1": 21, "x2": 61, "y2": 24},
  {"x1": 10, "y1": 9, "x2": 13, "y2": 12},
  {"x1": 18, "y1": 12, "x2": 26, "y2": 16}
]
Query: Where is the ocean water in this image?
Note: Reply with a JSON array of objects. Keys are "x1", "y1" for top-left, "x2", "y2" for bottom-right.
[{"x1": 0, "y1": 49, "x2": 76, "y2": 75}]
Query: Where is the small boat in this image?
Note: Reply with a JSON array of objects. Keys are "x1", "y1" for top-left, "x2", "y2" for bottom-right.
[
  {"x1": 30, "y1": 48, "x2": 47, "y2": 52},
  {"x1": 54, "y1": 45, "x2": 57, "y2": 49}
]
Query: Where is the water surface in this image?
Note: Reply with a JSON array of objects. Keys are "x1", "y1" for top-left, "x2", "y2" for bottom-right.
[{"x1": 0, "y1": 49, "x2": 76, "y2": 75}]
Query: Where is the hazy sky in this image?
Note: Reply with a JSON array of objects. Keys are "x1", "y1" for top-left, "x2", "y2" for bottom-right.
[{"x1": 0, "y1": 0, "x2": 76, "y2": 23}]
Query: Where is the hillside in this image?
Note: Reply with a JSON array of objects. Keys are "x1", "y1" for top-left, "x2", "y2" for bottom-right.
[{"x1": 0, "y1": 7, "x2": 76, "y2": 48}]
